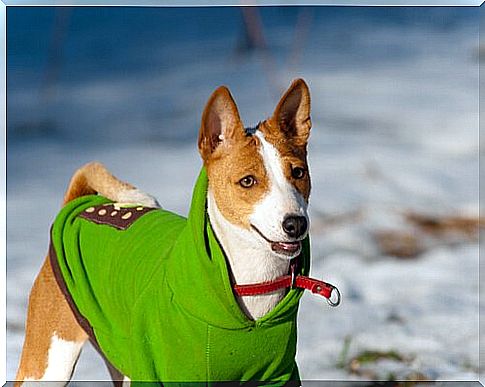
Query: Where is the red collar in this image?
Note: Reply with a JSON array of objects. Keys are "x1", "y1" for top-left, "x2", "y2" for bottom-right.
[{"x1": 232, "y1": 259, "x2": 341, "y2": 307}]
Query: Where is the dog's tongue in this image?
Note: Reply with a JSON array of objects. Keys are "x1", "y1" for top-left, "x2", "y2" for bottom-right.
[{"x1": 271, "y1": 241, "x2": 301, "y2": 255}]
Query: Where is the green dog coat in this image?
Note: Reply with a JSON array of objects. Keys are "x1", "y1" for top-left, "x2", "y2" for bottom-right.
[{"x1": 50, "y1": 167, "x2": 310, "y2": 385}]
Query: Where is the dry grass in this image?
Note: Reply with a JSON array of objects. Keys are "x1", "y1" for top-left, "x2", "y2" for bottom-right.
[
  {"x1": 405, "y1": 212, "x2": 481, "y2": 240},
  {"x1": 373, "y1": 212, "x2": 481, "y2": 259},
  {"x1": 373, "y1": 230, "x2": 424, "y2": 259}
]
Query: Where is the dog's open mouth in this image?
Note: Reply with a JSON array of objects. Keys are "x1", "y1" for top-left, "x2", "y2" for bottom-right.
[
  {"x1": 271, "y1": 241, "x2": 301, "y2": 255},
  {"x1": 251, "y1": 225, "x2": 302, "y2": 256}
]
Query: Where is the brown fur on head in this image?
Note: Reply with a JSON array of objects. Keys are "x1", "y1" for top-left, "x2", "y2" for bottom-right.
[{"x1": 198, "y1": 79, "x2": 312, "y2": 230}]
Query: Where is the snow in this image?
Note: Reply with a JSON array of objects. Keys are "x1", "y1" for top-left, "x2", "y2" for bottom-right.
[{"x1": 6, "y1": 6, "x2": 479, "y2": 382}]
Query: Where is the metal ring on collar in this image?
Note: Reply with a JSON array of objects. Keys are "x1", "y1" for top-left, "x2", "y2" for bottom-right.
[{"x1": 327, "y1": 286, "x2": 341, "y2": 307}]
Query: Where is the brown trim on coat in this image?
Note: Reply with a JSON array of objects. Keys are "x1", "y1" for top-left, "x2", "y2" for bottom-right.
[{"x1": 79, "y1": 203, "x2": 157, "y2": 230}]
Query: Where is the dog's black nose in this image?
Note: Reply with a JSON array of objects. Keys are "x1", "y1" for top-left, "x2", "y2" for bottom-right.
[{"x1": 282, "y1": 215, "x2": 308, "y2": 239}]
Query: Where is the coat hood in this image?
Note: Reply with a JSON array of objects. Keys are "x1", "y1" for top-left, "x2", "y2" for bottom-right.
[{"x1": 165, "y1": 166, "x2": 311, "y2": 330}]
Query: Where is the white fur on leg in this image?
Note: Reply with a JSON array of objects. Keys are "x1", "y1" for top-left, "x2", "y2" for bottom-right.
[
  {"x1": 123, "y1": 376, "x2": 131, "y2": 386},
  {"x1": 116, "y1": 188, "x2": 160, "y2": 208},
  {"x1": 22, "y1": 333, "x2": 84, "y2": 386}
]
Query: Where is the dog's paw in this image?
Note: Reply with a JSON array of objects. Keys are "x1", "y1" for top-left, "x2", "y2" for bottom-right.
[{"x1": 116, "y1": 188, "x2": 161, "y2": 208}]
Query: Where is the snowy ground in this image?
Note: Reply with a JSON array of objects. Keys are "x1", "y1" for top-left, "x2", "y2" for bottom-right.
[{"x1": 6, "y1": 7, "x2": 480, "y2": 383}]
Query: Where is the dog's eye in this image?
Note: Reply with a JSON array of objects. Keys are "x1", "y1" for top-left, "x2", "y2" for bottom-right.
[
  {"x1": 291, "y1": 167, "x2": 306, "y2": 179},
  {"x1": 239, "y1": 175, "x2": 256, "y2": 188}
]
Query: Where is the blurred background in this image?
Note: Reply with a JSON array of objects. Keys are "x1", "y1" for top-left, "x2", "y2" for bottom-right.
[{"x1": 7, "y1": 6, "x2": 480, "y2": 383}]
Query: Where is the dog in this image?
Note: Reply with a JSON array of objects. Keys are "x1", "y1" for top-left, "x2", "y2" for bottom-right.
[{"x1": 15, "y1": 78, "x2": 339, "y2": 386}]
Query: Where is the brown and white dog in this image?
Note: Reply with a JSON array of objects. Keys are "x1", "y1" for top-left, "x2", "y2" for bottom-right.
[{"x1": 15, "y1": 78, "x2": 312, "y2": 385}]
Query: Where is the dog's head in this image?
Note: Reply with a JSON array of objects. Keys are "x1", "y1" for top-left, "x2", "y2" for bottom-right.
[{"x1": 199, "y1": 79, "x2": 312, "y2": 259}]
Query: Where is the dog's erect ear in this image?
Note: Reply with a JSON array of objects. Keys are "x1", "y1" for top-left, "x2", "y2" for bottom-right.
[
  {"x1": 272, "y1": 79, "x2": 311, "y2": 145},
  {"x1": 198, "y1": 86, "x2": 245, "y2": 162}
]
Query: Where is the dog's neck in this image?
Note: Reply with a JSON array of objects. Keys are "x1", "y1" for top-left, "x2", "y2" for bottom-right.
[{"x1": 207, "y1": 191, "x2": 290, "y2": 320}]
